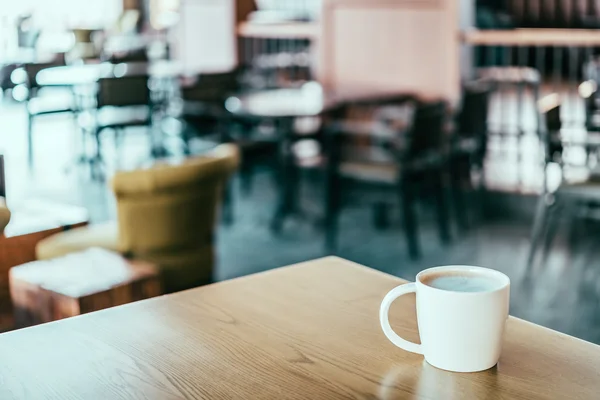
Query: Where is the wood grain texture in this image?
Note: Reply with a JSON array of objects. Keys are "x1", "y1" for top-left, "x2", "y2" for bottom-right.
[
  {"x1": 0, "y1": 256, "x2": 599, "y2": 399},
  {"x1": 9, "y1": 249, "x2": 161, "y2": 328}
]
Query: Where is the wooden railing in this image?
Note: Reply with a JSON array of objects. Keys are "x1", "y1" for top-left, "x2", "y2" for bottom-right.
[
  {"x1": 462, "y1": 29, "x2": 600, "y2": 46},
  {"x1": 461, "y1": 29, "x2": 600, "y2": 131}
]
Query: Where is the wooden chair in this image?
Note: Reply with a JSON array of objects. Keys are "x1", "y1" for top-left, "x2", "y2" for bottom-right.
[
  {"x1": 580, "y1": 78, "x2": 600, "y2": 132},
  {"x1": 85, "y1": 75, "x2": 152, "y2": 177},
  {"x1": 449, "y1": 82, "x2": 492, "y2": 230},
  {"x1": 477, "y1": 67, "x2": 540, "y2": 136},
  {"x1": 324, "y1": 97, "x2": 451, "y2": 259},
  {"x1": 180, "y1": 69, "x2": 243, "y2": 142},
  {"x1": 526, "y1": 94, "x2": 600, "y2": 270},
  {"x1": 23, "y1": 60, "x2": 75, "y2": 166},
  {"x1": 180, "y1": 68, "x2": 267, "y2": 222}
]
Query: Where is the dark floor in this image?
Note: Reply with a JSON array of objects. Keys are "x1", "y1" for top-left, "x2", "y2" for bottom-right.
[{"x1": 2, "y1": 94, "x2": 600, "y2": 345}]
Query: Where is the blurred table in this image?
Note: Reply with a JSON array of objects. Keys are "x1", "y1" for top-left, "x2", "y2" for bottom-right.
[
  {"x1": 237, "y1": 21, "x2": 319, "y2": 40},
  {"x1": 0, "y1": 256, "x2": 599, "y2": 398},
  {"x1": 35, "y1": 60, "x2": 188, "y2": 161},
  {"x1": 225, "y1": 82, "x2": 327, "y2": 118},
  {"x1": 10, "y1": 248, "x2": 161, "y2": 328},
  {"x1": 0, "y1": 200, "x2": 89, "y2": 333},
  {"x1": 0, "y1": 49, "x2": 56, "y2": 66},
  {"x1": 225, "y1": 82, "x2": 416, "y2": 118},
  {"x1": 35, "y1": 60, "x2": 186, "y2": 87},
  {"x1": 3, "y1": 200, "x2": 89, "y2": 238},
  {"x1": 225, "y1": 83, "x2": 415, "y2": 230}
]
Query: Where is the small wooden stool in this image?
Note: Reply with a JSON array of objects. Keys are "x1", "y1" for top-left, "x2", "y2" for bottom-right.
[{"x1": 9, "y1": 248, "x2": 162, "y2": 328}]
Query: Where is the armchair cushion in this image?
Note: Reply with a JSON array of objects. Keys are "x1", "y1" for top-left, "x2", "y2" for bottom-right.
[
  {"x1": 35, "y1": 222, "x2": 120, "y2": 260},
  {"x1": 135, "y1": 244, "x2": 214, "y2": 293}
]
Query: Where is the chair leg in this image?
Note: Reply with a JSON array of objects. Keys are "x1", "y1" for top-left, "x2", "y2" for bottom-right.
[
  {"x1": 400, "y1": 179, "x2": 420, "y2": 260},
  {"x1": 540, "y1": 203, "x2": 561, "y2": 266},
  {"x1": 95, "y1": 128, "x2": 102, "y2": 161},
  {"x1": 373, "y1": 202, "x2": 391, "y2": 230},
  {"x1": 270, "y1": 157, "x2": 298, "y2": 233},
  {"x1": 433, "y1": 171, "x2": 451, "y2": 245},
  {"x1": 270, "y1": 122, "x2": 298, "y2": 233},
  {"x1": 114, "y1": 128, "x2": 125, "y2": 168},
  {"x1": 27, "y1": 114, "x2": 34, "y2": 167},
  {"x1": 450, "y1": 158, "x2": 470, "y2": 232},
  {"x1": 325, "y1": 173, "x2": 341, "y2": 253},
  {"x1": 91, "y1": 128, "x2": 104, "y2": 181},
  {"x1": 240, "y1": 156, "x2": 254, "y2": 196},
  {"x1": 222, "y1": 179, "x2": 235, "y2": 225},
  {"x1": 526, "y1": 193, "x2": 552, "y2": 272},
  {"x1": 517, "y1": 83, "x2": 525, "y2": 134}
]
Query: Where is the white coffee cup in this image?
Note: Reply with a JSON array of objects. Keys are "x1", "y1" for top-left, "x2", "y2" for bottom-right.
[{"x1": 379, "y1": 265, "x2": 510, "y2": 373}]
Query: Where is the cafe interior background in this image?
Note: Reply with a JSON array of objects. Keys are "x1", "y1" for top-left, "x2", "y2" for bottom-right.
[{"x1": 1, "y1": 0, "x2": 600, "y2": 343}]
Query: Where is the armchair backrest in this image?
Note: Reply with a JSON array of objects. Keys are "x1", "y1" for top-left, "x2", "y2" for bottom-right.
[{"x1": 111, "y1": 144, "x2": 239, "y2": 255}]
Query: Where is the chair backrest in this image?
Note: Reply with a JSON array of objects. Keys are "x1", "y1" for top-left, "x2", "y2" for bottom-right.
[
  {"x1": 538, "y1": 93, "x2": 562, "y2": 163},
  {"x1": 327, "y1": 94, "x2": 416, "y2": 129},
  {"x1": 181, "y1": 69, "x2": 242, "y2": 103},
  {"x1": 406, "y1": 100, "x2": 448, "y2": 159},
  {"x1": 457, "y1": 83, "x2": 491, "y2": 139},
  {"x1": 545, "y1": 104, "x2": 562, "y2": 134},
  {"x1": 23, "y1": 58, "x2": 66, "y2": 90},
  {"x1": 579, "y1": 80, "x2": 597, "y2": 131},
  {"x1": 323, "y1": 95, "x2": 416, "y2": 176},
  {"x1": 106, "y1": 48, "x2": 149, "y2": 64},
  {"x1": 111, "y1": 144, "x2": 239, "y2": 256},
  {"x1": 97, "y1": 75, "x2": 150, "y2": 108}
]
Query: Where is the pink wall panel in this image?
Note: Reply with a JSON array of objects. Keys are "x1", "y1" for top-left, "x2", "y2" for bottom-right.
[{"x1": 319, "y1": 0, "x2": 460, "y2": 102}]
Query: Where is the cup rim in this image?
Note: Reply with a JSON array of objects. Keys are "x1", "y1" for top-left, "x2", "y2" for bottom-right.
[{"x1": 416, "y1": 265, "x2": 510, "y2": 295}]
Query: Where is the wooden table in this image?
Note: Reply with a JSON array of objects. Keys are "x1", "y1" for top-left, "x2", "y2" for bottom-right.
[
  {"x1": 34, "y1": 60, "x2": 186, "y2": 87},
  {"x1": 0, "y1": 257, "x2": 598, "y2": 399},
  {"x1": 225, "y1": 82, "x2": 420, "y2": 119},
  {"x1": 225, "y1": 83, "x2": 416, "y2": 230},
  {"x1": 9, "y1": 248, "x2": 161, "y2": 329},
  {"x1": 237, "y1": 21, "x2": 319, "y2": 40},
  {"x1": 225, "y1": 82, "x2": 328, "y2": 119}
]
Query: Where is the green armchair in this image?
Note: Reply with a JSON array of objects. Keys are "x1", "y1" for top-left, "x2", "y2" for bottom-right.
[{"x1": 36, "y1": 144, "x2": 239, "y2": 292}]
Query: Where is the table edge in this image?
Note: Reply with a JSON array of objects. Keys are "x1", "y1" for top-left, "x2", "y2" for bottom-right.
[{"x1": 3, "y1": 256, "x2": 599, "y2": 351}]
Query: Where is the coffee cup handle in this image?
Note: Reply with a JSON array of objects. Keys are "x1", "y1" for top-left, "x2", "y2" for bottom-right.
[{"x1": 379, "y1": 283, "x2": 423, "y2": 354}]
